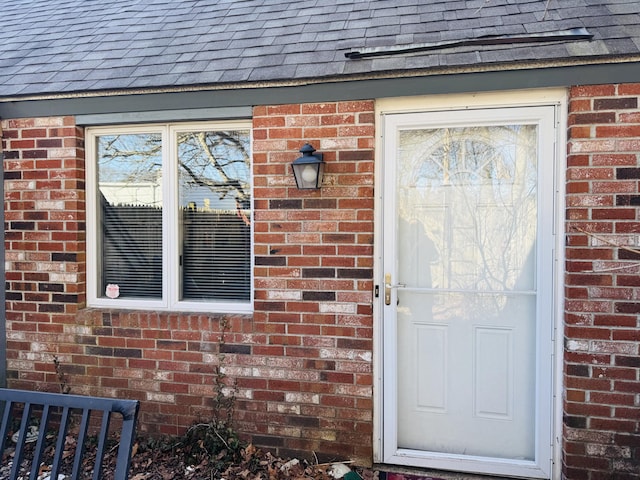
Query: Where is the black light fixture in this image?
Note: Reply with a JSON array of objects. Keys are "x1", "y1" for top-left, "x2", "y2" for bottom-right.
[{"x1": 291, "y1": 143, "x2": 325, "y2": 189}]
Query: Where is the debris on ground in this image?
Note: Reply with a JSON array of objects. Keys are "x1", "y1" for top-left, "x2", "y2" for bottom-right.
[{"x1": 1, "y1": 434, "x2": 376, "y2": 480}]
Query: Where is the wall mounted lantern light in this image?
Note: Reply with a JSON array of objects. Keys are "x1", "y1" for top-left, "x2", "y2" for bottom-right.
[{"x1": 291, "y1": 143, "x2": 325, "y2": 189}]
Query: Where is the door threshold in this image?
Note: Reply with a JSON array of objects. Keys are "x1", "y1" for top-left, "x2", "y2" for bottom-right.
[{"x1": 375, "y1": 464, "x2": 542, "y2": 480}]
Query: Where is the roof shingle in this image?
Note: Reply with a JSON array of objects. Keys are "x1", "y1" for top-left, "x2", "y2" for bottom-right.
[{"x1": 0, "y1": 0, "x2": 639, "y2": 98}]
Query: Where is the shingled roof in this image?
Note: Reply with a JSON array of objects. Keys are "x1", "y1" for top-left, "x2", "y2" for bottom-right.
[{"x1": 1, "y1": 0, "x2": 639, "y2": 99}]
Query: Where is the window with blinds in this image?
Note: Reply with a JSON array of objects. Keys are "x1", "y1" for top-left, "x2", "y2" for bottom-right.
[
  {"x1": 177, "y1": 130, "x2": 251, "y2": 302},
  {"x1": 88, "y1": 123, "x2": 252, "y2": 312}
]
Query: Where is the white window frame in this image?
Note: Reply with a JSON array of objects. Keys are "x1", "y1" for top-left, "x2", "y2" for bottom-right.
[{"x1": 86, "y1": 121, "x2": 253, "y2": 313}]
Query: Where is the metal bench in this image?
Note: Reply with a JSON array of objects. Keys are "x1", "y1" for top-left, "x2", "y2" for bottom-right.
[{"x1": 0, "y1": 388, "x2": 140, "y2": 480}]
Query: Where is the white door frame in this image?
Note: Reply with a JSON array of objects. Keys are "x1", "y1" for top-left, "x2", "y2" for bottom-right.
[{"x1": 372, "y1": 89, "x2": 566, "y2": 480}]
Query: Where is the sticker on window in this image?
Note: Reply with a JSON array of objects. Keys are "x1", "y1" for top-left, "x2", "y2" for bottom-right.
[{"x1": 105, "y1": 284, "x2": 120, "y2": 299}]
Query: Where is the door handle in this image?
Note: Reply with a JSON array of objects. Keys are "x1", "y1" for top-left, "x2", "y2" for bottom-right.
[{"x1": 384, "y1": 273, "x2": 406, "y2": 305}]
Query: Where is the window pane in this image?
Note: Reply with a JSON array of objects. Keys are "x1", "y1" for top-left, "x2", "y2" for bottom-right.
[
  {"x1": 97, "y1": 133, "x2": 163, "y2": 299},
  {"x1": 397, "y1": 125, "x2": 538, "y2": 292},
  {"x1": 177, "y1": 130, "x2": 251, "y2": 301}
]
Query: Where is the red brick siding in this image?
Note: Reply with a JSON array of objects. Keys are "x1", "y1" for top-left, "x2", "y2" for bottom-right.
[
  {"x1": 5, "y1": 87, "x2": 638, "y2": 477},
  {"x1": 566, "y1": 84, "x2": 640, "y2": 480},
  {"x1": 250, "y1": 101, "x2": 375, "y2": 462},
  {"x1": 2, "y1": 116, "x2": 86, "y2": 386},
  {"x1": 1, "y1": 101, "x2": 375, "y2": 465}
]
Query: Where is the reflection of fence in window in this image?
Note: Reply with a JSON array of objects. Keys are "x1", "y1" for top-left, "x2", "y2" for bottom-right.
[
  {"x1": 182, "y1": 208, "x2": 251, "y2": 301},
  {"x1": 101, "y1": 202, "x2": 163, "y2": 299},
  {"x1": 101, "y1": 204, "x2": 251, "y2": 302}
]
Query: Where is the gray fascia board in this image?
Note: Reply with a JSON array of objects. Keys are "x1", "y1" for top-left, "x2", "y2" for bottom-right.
[
  {"x1": 2, "y1": 61, "x2": 640, "y2": 119},
  {"x1": 76, "y1": 106, "x2": 253, "y2": 126}
]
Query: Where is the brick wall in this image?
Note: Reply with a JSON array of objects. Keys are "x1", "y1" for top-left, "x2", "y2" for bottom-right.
[
  {"x1": 565, "y1": 84, "x2": 640, "y2": 479},
  {"x1": 1, "y1": 116, "x2": 86, "y2": 386},
  {"x1": 1, "y1": 101, "x2": 375, "y2": 465},
  {"x1": 5, "y1": 90, "x2": 637, "y2": 476},
  {"x1": 250, "y1": 101, "x2": 375, "y2": 462}
]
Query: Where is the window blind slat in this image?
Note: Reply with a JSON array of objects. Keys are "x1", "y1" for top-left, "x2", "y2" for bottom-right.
[
  {"x1": 182, "y1": 209, "x2": 251, "y2": 301},
  {"x1": 102, "y1": 203, "x2": 163, "y2": 298}
]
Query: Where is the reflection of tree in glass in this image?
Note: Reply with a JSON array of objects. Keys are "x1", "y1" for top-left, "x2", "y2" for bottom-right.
[
  {"x1": 178, "y1": 131, "x2": 250, "y2": 211},
  {"x1": 400, "y1": 126, "x2": 529, "y2": 187},
  {"x1": 398, "y1": 125, "x2": 538, "y2": 305},
  {"x1": 98, "y1": 133, "x2": 162, "y2": 183},
  {"x1": 99, "y1": 130, "x2": 251, "y2": 222}
]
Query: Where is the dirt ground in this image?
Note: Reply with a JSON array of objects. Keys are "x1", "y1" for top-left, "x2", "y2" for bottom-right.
[{"x1": 2, "y1": 434, "x2": 377, "y2": 480}]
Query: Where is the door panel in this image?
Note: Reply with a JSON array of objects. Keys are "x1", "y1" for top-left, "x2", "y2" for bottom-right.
[
  {"x1": 382, "y1": 106, "x2": 555, "y2": 478},
  {"x1": 397, "y1": 293, "x2": 535, "y2": 459}
]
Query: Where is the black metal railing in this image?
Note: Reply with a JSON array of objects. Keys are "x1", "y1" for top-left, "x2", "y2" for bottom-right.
[{"x1": 0, "y1": 388, "x2": 140, "y2": 480}]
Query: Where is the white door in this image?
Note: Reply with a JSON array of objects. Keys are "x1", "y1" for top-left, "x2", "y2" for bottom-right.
[{"x1": 381, "y1": 106, "x2": 556, "y2": 479}]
